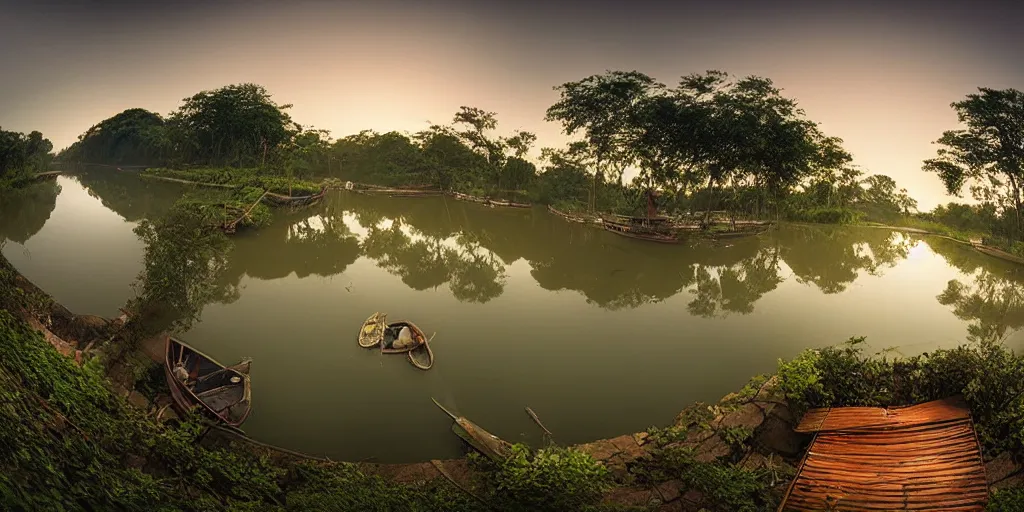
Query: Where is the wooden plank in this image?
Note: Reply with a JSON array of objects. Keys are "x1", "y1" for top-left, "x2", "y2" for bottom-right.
[{"x1": 780, "y1": 397, "x2": 987, "y2": 511}]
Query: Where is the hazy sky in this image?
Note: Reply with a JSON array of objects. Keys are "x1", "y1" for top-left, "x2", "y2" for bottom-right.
[{"x1": 2, "y1": 0, "x2": 1022, "y2": 210}]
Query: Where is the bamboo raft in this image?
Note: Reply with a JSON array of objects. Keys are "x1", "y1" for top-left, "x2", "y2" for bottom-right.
[{"x1": 779, "y1": 396, "x2": 987, "y2": 511}]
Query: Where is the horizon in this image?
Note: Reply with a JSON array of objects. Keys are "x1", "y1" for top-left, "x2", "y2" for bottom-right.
[{"x1": 2, "y1": 0, "x2": 1023, "y2": 210}]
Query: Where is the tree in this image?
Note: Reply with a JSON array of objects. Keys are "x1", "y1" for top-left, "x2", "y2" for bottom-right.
[
  {"x1": 168, "y1": 83, "x2": 295, "y2": 167},
  {"x1": 546, "y1": 71, "x2": 659, "y2": 211},
  {"x1": 923, "y1": 88, "x2": 1024, "y2": 239},
  {"x1": 503, "y1": 131, "x2": 537, "y2": 159},
  {"x1": 0, "y1": 128, "x2": 53, "y2": 186},
  {"x1": 59, "y1": 109, "x2": 167, "y2": 165},
  {"x1": 415, "y1": 125, "x2": 485, "y2": 190}
]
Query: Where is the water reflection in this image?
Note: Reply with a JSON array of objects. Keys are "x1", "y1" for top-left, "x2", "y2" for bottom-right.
[
  {"x1": 775, "y1": 225, "x2": 913, "y2": 294},
  {"x1": 72, "y1": 167, "x2": 182, "y2": 222},
  {"x1": 66, "y1": 172, "x2": 1024, "y2": 332},
  {"x1": 0, "y1": 181, "x2": 60, "y2": 243},
  {"x1": 186, "y1": 193, "x2": 942, "y2": 317},
  {"x1": 687, "y1": 246, "x2": 784, "y2": 317},
  {"x1": 925, "y1": 236, "x2": 1024, "y2": 343}
]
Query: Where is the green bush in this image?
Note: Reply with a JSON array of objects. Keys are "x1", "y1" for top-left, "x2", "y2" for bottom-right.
[
  {"x1": 777, "y1": 336, "x2": 1024, "y2": 456},
  {"x1": 988, "y1": 487, "x2": 1024, "y2": 511},
  {"x1": 142, "y1": 167, "x2": 322, "y2": 197},
  {"x1": 787, "y1": 207, "x2": 860, "y2": 224},
  {"x1": 469, "y1": 444, "x2": 611, "y2": 512}
]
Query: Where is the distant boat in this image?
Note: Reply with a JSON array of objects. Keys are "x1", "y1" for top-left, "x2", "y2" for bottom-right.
[
  {"x1": 432, "y1": 398, "x2": 512, "y2": 461},
  {"x1": 164, "y1": 336, "x2": 252, "y2": 428}
]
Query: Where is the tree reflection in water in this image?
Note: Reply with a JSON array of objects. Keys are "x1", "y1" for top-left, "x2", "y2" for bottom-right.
[
  {"x1": 928, "y1": 237, "x2": 1024, "y2": 343},
  {"x1": 0, "y1": 180, "x2": 60, "y2": 244}
]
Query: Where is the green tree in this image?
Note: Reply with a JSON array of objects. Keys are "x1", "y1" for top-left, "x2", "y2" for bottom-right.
[
  {"x1": 0, "y1": 128, "x2": 53, "y2": 186},
  {"x1": 923, "y1": 88, "x2": 1024, "y2": 239},
  {"x1": 169, "y1": 83, "x2": 295, "y2": 167},
  {"x1": 59, "y1": 109, "x2": 168, "y2": 165},
  {"x1": 546, "y1": 71, "x2": 658, "y2": 211}
]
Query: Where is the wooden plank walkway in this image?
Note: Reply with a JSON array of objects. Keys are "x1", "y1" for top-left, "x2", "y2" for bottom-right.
[{"x1": 779, "y1": 397, "x2": 988, "y2": 511}]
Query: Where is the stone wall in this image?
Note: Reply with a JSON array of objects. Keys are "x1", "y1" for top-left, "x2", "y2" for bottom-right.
[{"x1": 358, "y1": 375, "x2": 810, "y2": 511}]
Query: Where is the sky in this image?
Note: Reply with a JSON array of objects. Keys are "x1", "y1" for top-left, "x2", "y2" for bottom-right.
[{"x1": 2, "y1": 0, "x2": 1022, "y2": 210}]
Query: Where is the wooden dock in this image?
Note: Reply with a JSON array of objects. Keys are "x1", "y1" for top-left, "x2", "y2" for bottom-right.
[{"x1": 779, "y1": 396, "x2": 988, "y2": 511}]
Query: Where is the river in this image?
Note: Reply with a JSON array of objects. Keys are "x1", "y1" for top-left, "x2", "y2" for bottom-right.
[{"x1": 4, "y1": 170, "x2": 1024, "y2": 463}]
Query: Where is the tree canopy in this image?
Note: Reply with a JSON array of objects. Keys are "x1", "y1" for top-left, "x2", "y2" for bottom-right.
[
  {"x1": 0, "y1": 128, "x2": 53, "y2": 187},
  {"x1": 923, "y1": 87, "x2": 1024, "y2": 241}
]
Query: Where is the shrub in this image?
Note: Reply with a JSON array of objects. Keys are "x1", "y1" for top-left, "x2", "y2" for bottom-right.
[
  {"x1": 469, "y1": 444, "x2": 611, "y2": 512},
  {"x1": 777, "y1": 336, "x2": 1024, "y2": 456},
  {"x1": 787, "y1": 207, "x2": 860, "y2": 224}
]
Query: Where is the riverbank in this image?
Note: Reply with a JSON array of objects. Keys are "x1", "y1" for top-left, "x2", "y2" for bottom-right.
[{"x1": 6, "y1": 241, "x2": 1024, "y2": 510}]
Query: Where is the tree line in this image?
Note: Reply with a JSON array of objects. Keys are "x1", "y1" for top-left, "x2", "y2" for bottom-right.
[{"x1": 4, "y1": 72, "x2": 1022, "y2": 234}]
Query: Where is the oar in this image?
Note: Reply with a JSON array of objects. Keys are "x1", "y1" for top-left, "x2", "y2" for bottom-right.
[
  {"x1": 525, "y1": 406, "x2": 553, "y2": 437},
  {"x1": 432, "y1": 397, "x2": 459, "y2": 421}
]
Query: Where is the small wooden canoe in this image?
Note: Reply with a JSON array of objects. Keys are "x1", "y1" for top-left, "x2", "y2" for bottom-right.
[
  {"x1": 408, "y1": 341, "x2": 434, "y2": 371},
  {"x1": 359, "y1": 312, "x2": 388, "y2": 348},
  {"x1": 381, "y1": 321, "x2": 427, "y2": 354},
  {"x1": 164, "y1": 336, "x2": 252, "y2": 428},
  {"x1": 432, "y1": 398, "x2": 511, "y2": 461}
]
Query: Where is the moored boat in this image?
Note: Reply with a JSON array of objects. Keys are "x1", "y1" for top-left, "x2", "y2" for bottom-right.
[
  {"x1": 358, "y1": 312, "x2": 388, "y2": 348},
  {"x1": 432, "y1": 398, "x2": 512, "y2": 461},
  {"x1": 600, "y1": 217, "x2": 680, "y2": 243},
  {"x1": 408, "y1": 342, "x2": 434, "y2": 370},
  {"x1": 164, "y1": 336, "x2": 252, "y2": 428},
  {"x1": 380, "y1": 321, "x2": 428, "y2": 354}
]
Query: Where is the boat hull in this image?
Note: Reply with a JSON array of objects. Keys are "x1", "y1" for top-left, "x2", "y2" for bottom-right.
[{"x1": 164, "y1": 336, "x2": 252, "y2": 428}]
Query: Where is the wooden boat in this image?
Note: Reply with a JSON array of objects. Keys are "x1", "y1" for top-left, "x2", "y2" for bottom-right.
[
  {"x1": 600, "y1": 217, "x2": 680, "y2": 243},
  {"x1": 380, "y1": 321, "x2": 428, "y2": 354},
  {"x1": 488, "y1": 199, "x2": 531, "y2": 208},
  {"x1": 358, "y1": 312, "x2": 388, "y2": 348},
  {"x1": 164, "y1": 336, "x2": 252, "y2": 428},
  {"x1": 976, "y1": 245, "x2": 1024, "y2": 265},
  {"x1": 262, "y1": 187, "x2": 328, "y2": 207},
  {"x1": 408, "y1": 342, "x2": 434, "y2": 371},
  {"x1": 432, "y1": 398, "x2": 511, "y2": 461}
]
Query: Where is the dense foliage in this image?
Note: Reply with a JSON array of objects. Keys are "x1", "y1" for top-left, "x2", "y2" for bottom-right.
[
  {"x1": 59, "y1": 109, "x2": 168, "y2": 166},
  {"x1": 0, "y1": 127, "x2": 52, "y2": 189},
  {"x1": 920, "y1": 87, "x2": 1024, "y2": 252},
  {"x1": 468, "y1": 445, "x2": 612, "y2": 512}
]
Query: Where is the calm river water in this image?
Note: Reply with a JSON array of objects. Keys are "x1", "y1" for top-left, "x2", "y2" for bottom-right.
[{"x1": 4, "y1": 170, "x2": 1024, "y2": 463}]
